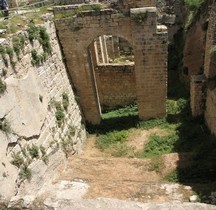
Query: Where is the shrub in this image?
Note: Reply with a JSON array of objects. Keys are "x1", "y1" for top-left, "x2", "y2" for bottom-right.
[
  {"x1": 0, "y1": 78, "x2": 6, "y2": 93},
  {"x1": 27, "y1": 20, "x2": 38, "y2": 42},
  {"x1": 12, "y1": 34, "x2": 25, "y2": 58},
  {"x1": 31, "y1": 49, "x2": 43, "y2": 66},
  {"x1": 38, "y1": 26, "x2": 52, "y2": 54}
]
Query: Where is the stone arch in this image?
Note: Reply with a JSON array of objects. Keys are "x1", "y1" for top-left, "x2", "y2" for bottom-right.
[
  {"x1": 87, "y1": 34, "x2": 136, "y2": 112},
  {"x1": 55, "y1": 4, "x2": 168, "y2": 124}
]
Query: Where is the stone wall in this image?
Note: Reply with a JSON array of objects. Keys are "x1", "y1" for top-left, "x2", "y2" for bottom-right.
[
  {"x1": 0, "y1": 18, "x2": 85, "y2": 202},
  {"x1": 55, "y1": 5, "x2": 168, "y2": 124},
  {"x1": 95, "y1": 64, "x2": 136, "y2": 110},
  {"x1": 204, "y1": 1, "x2": 216, "y2": 135},
  {"x1": 190, "y1": 75, "x2": 206, "y2": 117}
]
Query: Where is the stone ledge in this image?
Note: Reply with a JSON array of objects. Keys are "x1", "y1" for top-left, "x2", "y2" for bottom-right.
[{"x1": 130, "y1": 7, "x2": 157, "y2": 14}]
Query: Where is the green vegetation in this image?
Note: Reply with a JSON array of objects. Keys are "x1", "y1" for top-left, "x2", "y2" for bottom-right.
[
  {"x1": 31, "y1": 49, "x2": 45, "y2": 66},
  {"x1": 184, "y1": 0, "x2": 204, "y2": 29},
  {"x1": 19, "y1": 166, "x2": 31, "y2": 180},
  {"x1": 0, "y1": 45, "x2": 8, "y2": 67},
  {"x1": 55, "y1": 4, "x2": 102, "y2": 19},
  {"x1": 210, "y1": 45, "x2": 216, "y2": 58},
  {"x1": 0, "y1": 119, "x2": 11, "y2": 133},
  {"x1": 27, "y1": 144, "x2": 39, "y2": 159},
  {"x1": 5, "y1": 46, "x2": 14, "y2": 62},
  {"x1": 137, "y1": 132, "x2": 178, "y2": 158},
  {"x1": 132, "y1": 12, "x2": 148, "y2": 24},
  {"x1": 38, "y1": 26, "x2": 52, "y2": 54},
  {"x1": 96, "y1": 130, "x2": 128, "y2": 151},
  {"x1": 12, "y1": 34, "x2": 26, "y2": 58},
  {"x1": 184, "y1": 0, "x2": 203, "y2": 11},
  {"x1": 62, "y1": 92, "x2": 69, "y2": 110},
  {"x1": 0, "y1": 78, "x2": 6, "y2": 94},
  {"x1": 55, "y1": 104, "x2": 65, "y2": 126},
  {"x1": 11, "y1": 152, "x2": 24, "y2": 168},
  {"x1": 113, "y1": 56, "x2": 134, "y2": 63}
]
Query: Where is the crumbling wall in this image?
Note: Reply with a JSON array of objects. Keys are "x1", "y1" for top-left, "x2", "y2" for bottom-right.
[{"x1": 0, "y1": 18, "x2": 86, "y2": 202}]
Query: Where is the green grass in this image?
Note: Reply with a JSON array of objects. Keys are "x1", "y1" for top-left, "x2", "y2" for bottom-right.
[
  {"x1": 95, "y1": 130, "x2": 128, "y2": 151},
  {"x1": 136, "y1": 132, "x2": 178, "y2": 158}
]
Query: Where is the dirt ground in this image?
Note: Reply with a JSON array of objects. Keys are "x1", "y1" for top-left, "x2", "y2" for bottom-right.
[{"x1": 58, "y1": 129, "x2": 194, "y2": 203}]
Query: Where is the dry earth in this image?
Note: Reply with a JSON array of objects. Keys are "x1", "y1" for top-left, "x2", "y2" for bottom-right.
[{"x1": 56, "y1": 129, "x2": 194, "y2": 203}]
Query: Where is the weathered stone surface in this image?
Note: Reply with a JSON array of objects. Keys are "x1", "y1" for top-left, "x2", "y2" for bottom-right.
[
  {"x1": 55, "y1": 3, "x2": 168, "y2": 124},
  {"x1": 0, "y1": 20, "x2": 86, "y2": 202},
  {"x1": 44, "y1": 199, "x2": 216, "y2": 210}
]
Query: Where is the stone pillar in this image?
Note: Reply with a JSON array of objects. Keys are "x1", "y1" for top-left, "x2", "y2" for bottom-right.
[
  {"x1": 131, "y1": 7, "x2": 168, "y2": 120},
  {"x1": 67, "y1": 49, "x2": 101, "y2": 124},
  {"x1": 105, "y1": 35, "x2": 115, "y2": 61},
  {"x1": 99, "y1": 35, "x2": 109, "y2": 63},
  {"x1": 190, "y1": 75, "x2": 206, "y2": 117}
]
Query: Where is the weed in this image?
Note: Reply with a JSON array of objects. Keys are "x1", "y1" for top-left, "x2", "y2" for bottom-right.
[
  {"x1": 27, "y1": 144, "x2": 39, "y2": 159},
  {"x1": 41, "y1": 155, "x2": 48, "y2": 164},
  {"x1": 38, "y1": 26, "x2": 52, "y2": 54},
  {"x1": 210, "y1": 45, "x2": 216, "y2": 58},
  {"x1": 11, "y1": 152, "x2": 24, "y2": 168},
  {"x1": 31, "y1": 49, "x2": 44, "y2": 66},
  {"x1": 55, "y1": 105, "x2": 65, "y2": 126},
  {"x1": 62, "y1": 92, "x2": 69, "y2": 110},
  {"x1": 133, "y1": 12, "x2": 148, "y2": 24},
  {"x1": 12, "y1": 34, "x2": 25, "y2": 58},
  {"x1": 96, "y1": 130, "x2": 128, "y2": 151},
  {"x1": 0, "y1": 45, "x2": 8, "y2": 66},
  {"x1": 136, "y1": 132, "x2": 178, "y2": 158},
  {"x1": 27, "y1": 20, "x2": 38, "y2": 42},
  {"x1": 19, "y1": 166, "x2": 31, "y2": 180},
  {"x1": 0, "y1": 119, "x2": 10, "y2": 133},
  {"x1": 5, "y1": 46, "x2": 14, "y2": 62},
  {"x1": 0, "y1": 78, "x2": 6, "y2": 94}
]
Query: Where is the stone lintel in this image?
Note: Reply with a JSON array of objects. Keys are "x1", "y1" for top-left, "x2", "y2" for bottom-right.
[{"x1": 130, "y1": 7, "x2": 157, "y2": 14}]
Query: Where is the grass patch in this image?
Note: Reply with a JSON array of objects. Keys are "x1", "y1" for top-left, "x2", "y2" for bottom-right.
[
  {"x1": 136, "y1": 132, "x2": 178, "y2": 158},
  {"x1": 96, "y1": 130, "x2": 128, "y2": 151},
  {"x1": 210, "y1": 45, "x2": 216, "y2": 58}
]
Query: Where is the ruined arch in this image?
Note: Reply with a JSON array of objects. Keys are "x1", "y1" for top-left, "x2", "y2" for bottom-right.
[{"x1": 54, "y1": 4, "x2": 168, "y2": 124}]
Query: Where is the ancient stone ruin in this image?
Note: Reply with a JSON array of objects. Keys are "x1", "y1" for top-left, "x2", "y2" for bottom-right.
[{"x1": 54, "y1": 0, "x2": 168, "y2": 124}]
